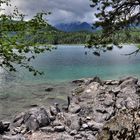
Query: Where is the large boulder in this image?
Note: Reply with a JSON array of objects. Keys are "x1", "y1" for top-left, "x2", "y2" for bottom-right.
[
  {"x1": 13, "y1": 107, "x2": 50, "y2": 131},
  {"x1": 24, "y1": 107, "x2": 50, "y2": 131},
  {"x1": 97, "y1": 109, "x2": 140, "y2": 140}
]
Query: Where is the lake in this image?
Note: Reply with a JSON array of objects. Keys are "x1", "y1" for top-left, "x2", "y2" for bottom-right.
[{"x1": 0, "y1": 44, "x2": 140, "y2": 120}]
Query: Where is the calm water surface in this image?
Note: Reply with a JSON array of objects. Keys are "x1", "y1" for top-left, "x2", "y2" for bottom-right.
[{"x1": 0, "y1": 44, "x2": 140, "y2": 120}]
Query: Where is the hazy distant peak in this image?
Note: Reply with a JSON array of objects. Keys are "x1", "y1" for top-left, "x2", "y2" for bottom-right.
[{"x1": 54, "y1": 22, "x2": 93, "y2": 32}]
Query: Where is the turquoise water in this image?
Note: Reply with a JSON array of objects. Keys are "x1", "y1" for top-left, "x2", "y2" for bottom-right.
[
  {"x1": 0, "y1": 44, "x2": 140, "y2": 120},
  {"x1": 10, "y1": 44, "x2": 140, "y2": 84}
]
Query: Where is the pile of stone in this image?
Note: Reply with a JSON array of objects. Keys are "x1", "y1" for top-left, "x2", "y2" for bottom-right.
[{"x1": 0, "y1": 77, "x2": 140, "y2": 140}]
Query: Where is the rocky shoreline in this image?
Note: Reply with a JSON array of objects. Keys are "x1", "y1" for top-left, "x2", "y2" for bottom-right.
[{"x1": 0, "y1": 76, "x2": 140, "y2": 140}]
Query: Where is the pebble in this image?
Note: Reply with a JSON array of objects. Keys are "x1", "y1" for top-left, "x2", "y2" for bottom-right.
[
  {"x1": 70, "y1": 130, "x2": 77, "y2": 136},
  {"x1": 74, "y1": 134, "x2": 82, "y2": 139},
  {"x1": 40, "y1": 126, "x2": 54, "y2": 133},
  {"x1": 82, "y1": 124, "x2": 88, "y2": 129},
  {"x1": 54, "y1": 126, "x2": 65, "y2": 132}
]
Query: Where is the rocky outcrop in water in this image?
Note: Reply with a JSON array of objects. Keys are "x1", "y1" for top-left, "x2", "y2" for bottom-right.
[{"x1": 0, "y1": 77, "x2": 140, "y2": 140}]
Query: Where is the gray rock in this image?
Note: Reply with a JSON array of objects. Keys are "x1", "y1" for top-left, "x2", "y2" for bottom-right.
[
  {"x1": 50, "y1": 106, "x2": 58, "y2": 116},
  {"x1": 80, "y1": 131, "x2": 87, "y2": 137},
  {"x1": 70, "y1": 130, "x2": 77, "y2": 135},
  {"x1": 68, "y1": 103, "x2": 81, "y2": 113},
  {"x1": 105, "y1": 80, "x2": 113, "y2": 85},
  {"x1": 64, "y1": 126, "x2": 71, "y2": 133},
  {"x1": 119, "y1": 77, "x2": 138, "y2": 89},
  {"x1": 87, "y1": 76, "x2": 103, "y2": 85},
  {"x1": 3, "y1": 122, "x2": 10, "y2": 130},
  {"x1": 116, "y1": 85, "x2": 139, "y2": 109},
  {"x1": 87, "y1": 121, "x2": 103, "y2": 130},
  {"x1": 13, "y1": 125, "x2": 26, "y2": 135},
  {"x1": 20, "y1": 125, "x2": 27, "y2": 134},
  {"x1": 23, "y1": 107, "x2": 50, "y2": 131},
  {"x1": 106, "y1": 106, "x2": 115, "y2": 116},
  {"x1": 25, "y1": 115, "x2": 39, "y2": 131},
  {"x1": 137, "y1": 80, "x2": 140, "y2": 87},
  {"x1": 13, "y1": 112, "x2": 25, "y2": 124},
  {"x1": 72, "y1": 86, "x2": 85, "y2": 94},
  {"x1": 74, "y1": 134, "x2": 82, "y2": 139},
  {"x1": 56, "y1": 134, "x2": 74, "y2": 140},
  {"x1": 125, "y1": 97, "x2": 138, "y2": 109},
  {"x1": 52, "y1": 120, "x2": 62, "y2": 127},
  {"x1": 84, "y1": 82, "x2": 100, "y2": 94},
  {"x1": 64, "y1": 113, "x2": 80, "y2": 131},
  {"x1": 80, "y1": 131, "x2": 95, "y2": 139},
  {"x1": 105, "y1": 80, "x2": 119, "y2": 85},
  {"x1": 72, "y1": 79, "x2": 85, "y2": 85},
  {"x1": 2, "y1": 135, "x2": 26, "y2": 140},
  {"x1": 96, "y1": 106, "x2": 108, "y2": 114},
  {"x1": 116, "y1": 98, "x2": 126, "y2": 109},
  {"x1": 0, "y1": 121, "x2": 10, "y2": 134},
  {"x1": 97, "y1": 109, "x2": 139, "y2": 140},
  {"x1": 49, "y1": 116, "x2": 56, "y2": 121},
  {"x1": 86, "y1": 116, "x2": 91, "y2": 120},
  {"x1": 112, "y1": 87, "x2": 120, "y2": 94},
  {"x1": 110, "y1": 80, "x2": 119, "y2": 85},
  {"x1": 54, "y1": 126, "x2": 65, "y2": 132},
  {"x1": 45, "y1": 87, "x2": 53, "y2": 92},
  {"x1": 119, "y1": 86, "x2": 137, "y2": 96},
  {"x1": 94, "y1": 112, "x2": 109, "y2": 123},
  {"x1": 13, "y1": 127, "x2": 22, "y2": 134},
  {"x1": 87, "y1": 134, "x2": 96, "y2": 140},
  {"x1": 2, "y1": 77, "x2": 139, "y2": 140},
  {"x1": 40, "y1": 126, "x2": 54, "y2": 133},
  {"x1": 82, "y1": 124, "x2": 88, "y2": 129},
  {"x1": 103, "y1": 94, "x2": 114, "y2": 107}
]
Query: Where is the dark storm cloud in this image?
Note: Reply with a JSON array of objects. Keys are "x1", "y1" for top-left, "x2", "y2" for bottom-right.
[{"x1": 5, "y1": 0, "x2": 96, "y2": 24}]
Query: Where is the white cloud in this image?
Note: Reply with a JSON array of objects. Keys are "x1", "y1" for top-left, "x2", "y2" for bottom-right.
[{"x1": 2, "y1": 0, "x2": 97, "y2": 24}]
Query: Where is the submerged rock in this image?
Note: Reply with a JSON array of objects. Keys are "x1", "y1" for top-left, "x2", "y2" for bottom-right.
[
  {"x1": 72, "y1": 79, "x2": 85, "y2": 85},
  {"x1": 45, "y1": 87, "x2": 53, "y2": 92}
]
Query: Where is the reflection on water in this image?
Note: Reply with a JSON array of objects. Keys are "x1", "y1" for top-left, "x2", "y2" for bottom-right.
[{"x1": 0, "y1": 44, "x2": 140, "y2": 120}]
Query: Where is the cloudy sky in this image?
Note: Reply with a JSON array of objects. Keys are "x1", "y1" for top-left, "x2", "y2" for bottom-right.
[{"x1": 2, "y1": 0, "x2": 96, "y2": 25}]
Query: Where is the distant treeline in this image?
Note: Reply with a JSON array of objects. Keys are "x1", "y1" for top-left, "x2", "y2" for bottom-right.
[
  {"x1": 33, "y1": 24, "x2": 140, "y2": 45},
  {"x1": 116, "y1": 30, "x2": 140, "y2": 44},
  {"x1": 5, "y1": 21, "x2": 140, "y2": 45},
  {"x1": 0, "y1": 21, "x2": 140, "y2": 44},
  {"x1": 35, "y1": 31, "x2": 91, "y2": 44}
]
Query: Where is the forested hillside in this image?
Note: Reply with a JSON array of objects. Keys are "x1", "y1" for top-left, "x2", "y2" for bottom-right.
[
  {"x1": 33, "y1": 23, "x2": 140, "y2": 45},
  {"x1": 4, "y1": 21, "x2": 140, "y2": 45}
]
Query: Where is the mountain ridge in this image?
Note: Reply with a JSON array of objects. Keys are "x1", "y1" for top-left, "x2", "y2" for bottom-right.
[{"x1": 54, "y1": 22, "x2": 93, "y2": 32}]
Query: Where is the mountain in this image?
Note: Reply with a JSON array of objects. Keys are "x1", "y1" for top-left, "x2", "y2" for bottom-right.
[{"x1": 54, "y1": 22, "x2": 93, "y2": 32}]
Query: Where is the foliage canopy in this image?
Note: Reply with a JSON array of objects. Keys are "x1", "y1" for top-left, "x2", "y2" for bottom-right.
[
  {"x1": 0, "y1": 0, "x2": 52, "y2": 75},
  {"x1": 87, "y1": 0, "x2": 140, "y2": 50}
]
